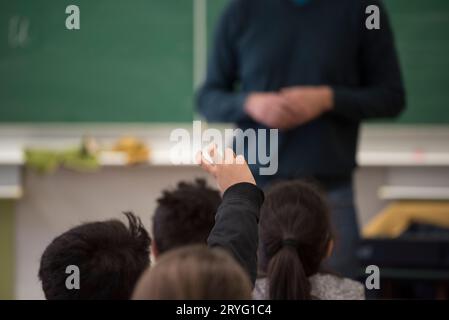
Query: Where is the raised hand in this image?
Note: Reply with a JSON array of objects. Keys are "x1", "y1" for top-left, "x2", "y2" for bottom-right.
[{"x1": 196, "y1": 144, "x2": 256, "y2": 194}]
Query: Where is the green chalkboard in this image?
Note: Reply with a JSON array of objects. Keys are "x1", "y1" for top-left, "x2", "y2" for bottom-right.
[
  {"x1": 206, "y1": 0, "x2": 449, "y2": 124},
  {"x1": 384, "y1": 0, "x2": 449, "y2": 124},
  {"x1": 0, "y1": 0, "x2": 193, "y2": 122}
]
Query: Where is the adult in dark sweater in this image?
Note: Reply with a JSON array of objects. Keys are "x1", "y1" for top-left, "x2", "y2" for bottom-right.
[{"x1": 197, "y1": 0, "x2": 405, "y2": 278}]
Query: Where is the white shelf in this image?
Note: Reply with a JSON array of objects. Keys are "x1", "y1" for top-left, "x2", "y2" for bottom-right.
[
  {"x1": 0, "y1": 148, "x2": 24, "y2": 165},
  {"x1": 358, "y1": 151, "x2": 449, "y2": 166},
  {"x1": 0, "y1": 185, "x2": 22, "y2": 199},
  {"x1": 1, "y1": 123, "x2": 449, "y2": 167},
  {"x1": 379, "y1": 186, "x2": 449, "y2": 200}
]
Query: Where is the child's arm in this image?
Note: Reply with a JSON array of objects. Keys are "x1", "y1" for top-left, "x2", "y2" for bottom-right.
[{"x1": 197, "y1": 145, "x2": 264, "y2": 286}]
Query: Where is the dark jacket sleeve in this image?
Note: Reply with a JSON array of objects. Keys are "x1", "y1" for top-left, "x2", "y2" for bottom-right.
[
  {"x1": 195, "y1": 0, "x2": 249, "y2": 123},
  {"x1": 207, "y1": 182, "x2": 264, "y2": 286},
  {"x1": 332, "y1": 0, "x2": 406, "y2": 121}
]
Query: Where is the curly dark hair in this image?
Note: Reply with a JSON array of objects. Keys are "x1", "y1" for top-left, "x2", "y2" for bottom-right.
[
  {"x1": 153, "y1": 179, "x2": 221, "y2": 255},
  {"x1": 38, "y1": 212, "x2": 151, "y2": 300}
]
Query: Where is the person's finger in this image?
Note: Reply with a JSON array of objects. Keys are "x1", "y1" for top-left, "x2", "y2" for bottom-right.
[
  {"x1": 209, "y1": 143, "x2": 224, "y2": 165},
  {"x1": 204, "y1": 143, "x2": 220, "y2": 164},
  {"x1": 281, "y1": 93, "x2": 301, "y2": 108},
  {"x1": 195, "y1": 151, "x2": 202, "y2": 165},
  {"x1": 235, "y1": 154, "x2": 246, "y2": 165},
  {"x1": 276, "y1": 105, "x2": 300, "y2": 129},
  {"x1": 200, "y1": 157, "x2": 216, "y2": 175},
  {"x1": 281, "y1": 88, "x2": 304, "y2": 103},
  {"x1": 197, "y1": 151, "x2": 217, "y2": 175},
  {"x1": 279, "y1": 101, "x2": 298, "y2": 117},
  {"x1": 223, "y1": 147, "x2": 236, "y2": 165},
  {"x1": 206, "y1": 142, "x2": 216, "y2": 157},
  {"x1": 280, "y1": 95, "x2": 306, "y2": 124}
]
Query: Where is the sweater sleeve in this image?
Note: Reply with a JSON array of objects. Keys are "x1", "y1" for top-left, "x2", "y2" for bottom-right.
[
  {"x1": 207, "y1": 182, "x2": 264, "y2": 287},
  {"x1": 331, "y1": 0, "x2": 406, "y2": 121},
  {"x1": 195, "y1": 0, "x2": 250, "y2": 123}
]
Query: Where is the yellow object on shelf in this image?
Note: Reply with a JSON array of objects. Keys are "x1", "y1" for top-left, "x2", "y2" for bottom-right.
[
  {"x1": 113, "y1": 136, "x2": 150, "y2": 165},
  {"x1": 363, "y1": 201, "x2": 449, "y2": 238}
]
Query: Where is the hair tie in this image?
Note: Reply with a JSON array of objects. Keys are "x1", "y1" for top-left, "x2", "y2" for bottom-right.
[{"x1": 282, "y1": 238, "x2": 298, "y2": 249}]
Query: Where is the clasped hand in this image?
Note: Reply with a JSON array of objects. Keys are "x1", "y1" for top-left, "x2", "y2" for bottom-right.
[{"x1": 244, "y1": 86, "x2": 334, "y2": 130}]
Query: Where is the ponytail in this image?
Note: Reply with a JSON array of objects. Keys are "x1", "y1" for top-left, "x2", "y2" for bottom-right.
[
  {"x1": 267, "y1": 245, "x2": 311, "y2": 300},
  {"x1": 260, "y1": 181, "x2": 333, "y2": 300}
]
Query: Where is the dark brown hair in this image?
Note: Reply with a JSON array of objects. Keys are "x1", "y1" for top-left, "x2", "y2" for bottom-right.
[
  {"x1": 132, "y1": 245, "x2": 252, "y2": 300},
  {"x1": 153, "y1": 179, "x2": 221, "y2": 254},
  {"x1": 39, "y1": 212, "x2": 151, "y2": 300},
  {"x1": 259, "y1": 180, "x2": 332, "y2": 300}
]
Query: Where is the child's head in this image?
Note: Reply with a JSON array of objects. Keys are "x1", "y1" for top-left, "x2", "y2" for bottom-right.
[
  {"x1": 38, "y1": 212, "x2": 151, "y2": 300},
  {"x1": 152, "y1": 179, "x2": 221, "y2": 257},
  {"x1": 259, "y1": 180, "x2": 333, "y2": 300},
  {"x1": 132, "y1": 245, "x2": 252, "y2": 299}
]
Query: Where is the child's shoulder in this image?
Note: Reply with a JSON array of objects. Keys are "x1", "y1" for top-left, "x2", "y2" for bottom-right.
[{"x1": 310, "y1": 273, "x2": 365, "y2": 300}]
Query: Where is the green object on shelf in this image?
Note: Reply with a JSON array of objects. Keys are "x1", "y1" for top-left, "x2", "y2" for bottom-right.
[
  {"x1": 0, "y1": 200, "x2": 15, "y2": 300},
  {"x1": 25, "y1": 149, "x2": 61, "y2": 174},
  {"x1": 25, "y1": 148, "x2": 99, "y2": 174},
  {"x1": 60, "y1": 149, "x2": 99, "y2": 172}
]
